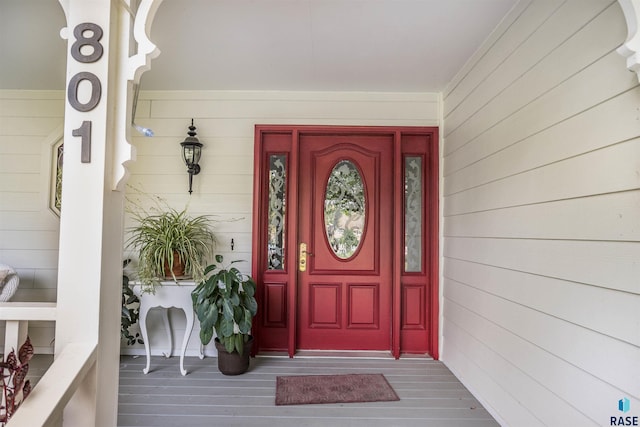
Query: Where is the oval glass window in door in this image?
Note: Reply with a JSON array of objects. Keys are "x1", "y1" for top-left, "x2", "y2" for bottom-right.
[{"x1": 324, "y1": 160, "x2": 366, "y2": 259}]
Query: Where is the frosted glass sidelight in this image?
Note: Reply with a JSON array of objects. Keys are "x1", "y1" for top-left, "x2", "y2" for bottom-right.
[
  {"x1": 268, "y1": 155, "x2": 286, "y2": 270},
  {"x1": 405, "y1": 156, "x2": 422, "y2": 272}
]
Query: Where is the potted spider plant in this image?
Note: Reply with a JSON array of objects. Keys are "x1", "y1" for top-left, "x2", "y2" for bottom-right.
[
  {"x1": 191, "y1": 255, "x2": 257, "y2": 375},
  {"x1": 126, "y1": 207, "x2": 216, "y2": 293}
]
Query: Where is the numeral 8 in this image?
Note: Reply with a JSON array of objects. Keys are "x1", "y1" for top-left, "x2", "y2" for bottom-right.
[{"x1": 71, "y1": 22, "x2": 103, "y2": 63}]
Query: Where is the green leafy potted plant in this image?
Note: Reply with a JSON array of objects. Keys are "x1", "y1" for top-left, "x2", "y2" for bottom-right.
[
  {"x1": 126, "y1": 207, "x2": 216, "y2": 293},
  {"x1": 191, "y1": 255, "x2": 258, "y2": 375},
  {"x1": 121, "y1": 259, "x2": 142, "y2": 346}
]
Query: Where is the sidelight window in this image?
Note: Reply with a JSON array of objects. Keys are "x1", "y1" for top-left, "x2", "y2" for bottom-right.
[
  {"x1": 267, "y1": 154, "x2": 287, "y2": 270},
  {"x1": 404, "y1": 156, "x2": 422, "y2": 272}
]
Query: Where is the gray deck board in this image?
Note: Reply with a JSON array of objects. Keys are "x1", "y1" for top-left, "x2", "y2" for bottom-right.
[{"x1": 118, "y1": 355, "x2": 499, "y2": 427}]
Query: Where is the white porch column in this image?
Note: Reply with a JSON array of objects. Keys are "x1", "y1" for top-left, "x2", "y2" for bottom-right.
[
  {"x1": 55, "y1": 0, "x2": 162, "y2": 424},
  {"x1": 54, "y1": 1, "x2": 126, "y2": 425}
]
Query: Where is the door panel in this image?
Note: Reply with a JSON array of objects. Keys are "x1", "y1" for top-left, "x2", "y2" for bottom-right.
[{"x1": 297, "y1": 134, "x2": 393, "y2": 350}]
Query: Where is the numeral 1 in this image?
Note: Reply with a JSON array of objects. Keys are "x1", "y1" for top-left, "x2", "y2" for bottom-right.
[{"x1": 72, "y1": 121, "x2": 92, "y2": 163}]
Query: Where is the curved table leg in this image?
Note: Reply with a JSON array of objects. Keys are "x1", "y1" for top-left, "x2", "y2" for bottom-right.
[
  {"x1": 139, "y1": 304, "x2": 151, "y2": 375},
  {"x1": 161, "y1": 309, "x2": 172, "y2": 358},
  {"x1": 180, "y1": 308, "x2": 195, "y2": 376}
]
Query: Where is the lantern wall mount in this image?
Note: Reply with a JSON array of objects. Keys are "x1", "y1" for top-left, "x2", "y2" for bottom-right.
[{"x1": 180, "y1": 119, "x2": 203, "y2": 194}]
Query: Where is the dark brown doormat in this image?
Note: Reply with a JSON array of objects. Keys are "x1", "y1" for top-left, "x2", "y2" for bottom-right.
[{"x1": 275, "y1": 373, "x2": 400, "y2": 405}]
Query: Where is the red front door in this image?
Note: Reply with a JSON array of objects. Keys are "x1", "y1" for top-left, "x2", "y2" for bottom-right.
[
  {"x1": 253, "y1": 125, "x2": 439, "y2": 358},
  {"x1": 297, "y1": 134, "x2": 393, "y2": 350}
]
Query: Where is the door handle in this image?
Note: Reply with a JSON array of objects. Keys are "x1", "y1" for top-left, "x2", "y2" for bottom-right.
[{"x1": 299, "y1": 243, "x2": 311, "y2": 272}]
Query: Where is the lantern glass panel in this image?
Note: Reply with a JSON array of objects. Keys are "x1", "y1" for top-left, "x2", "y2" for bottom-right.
[
  {"x1": 182, "y1": 146, "x2": 194, "y2": 166},
  {"x1": 192, "y1": 145, "x2": 202, "y2": 164}
]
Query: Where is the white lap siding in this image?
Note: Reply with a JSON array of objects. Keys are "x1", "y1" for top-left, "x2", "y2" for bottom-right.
[
  {"x1": 0, "y1": 90, "x2": 63, "y2": 354},
  {"x1": 441, "y1": 1, "x2": 640, "y2": 426}
]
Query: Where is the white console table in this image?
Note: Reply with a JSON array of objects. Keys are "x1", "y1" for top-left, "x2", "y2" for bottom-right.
[{"x1": 132, "y1": 281, "x2": 203, "y2": 376}]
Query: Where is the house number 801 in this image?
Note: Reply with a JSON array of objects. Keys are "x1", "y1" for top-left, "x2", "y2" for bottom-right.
[{"x1": 67, "y1": 22, "x2": 104, "y2": 163}]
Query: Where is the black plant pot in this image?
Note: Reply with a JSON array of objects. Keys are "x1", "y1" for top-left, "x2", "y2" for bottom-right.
[{"x1": 214, "y1": 336, "x2": 253, "y2": 375}]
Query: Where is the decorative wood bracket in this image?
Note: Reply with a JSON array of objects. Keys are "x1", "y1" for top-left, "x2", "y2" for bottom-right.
[
  {"x1": 127, "y1": 0, "x2": 163, "y2": 83},
  {"x1": 617, "y1": 0, "x2": 640, "y2": 82},
  {"x1": 112, "y1": 0, "x2": 163, "y2": 191}
]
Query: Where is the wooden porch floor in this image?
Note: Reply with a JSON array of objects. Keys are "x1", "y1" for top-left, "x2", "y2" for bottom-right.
[{"x1": 117, "y1": 354, "x2": 499, "y2": 427}]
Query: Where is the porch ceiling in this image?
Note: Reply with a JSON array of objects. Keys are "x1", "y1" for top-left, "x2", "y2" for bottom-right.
[{"x1": 0, "y1": 0, "x2": 517, "y2": 92}]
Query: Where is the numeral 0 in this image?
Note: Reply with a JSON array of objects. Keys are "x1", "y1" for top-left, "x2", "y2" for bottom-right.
[{"x1": 68, "y1": 72, "x2": 101, "y2": 112}]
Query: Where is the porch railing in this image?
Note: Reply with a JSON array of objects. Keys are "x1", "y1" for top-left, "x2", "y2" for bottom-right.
[
  {"x1": 7, "y1": 341, "x2": 97, "y2": 427},
  {"x1": 0, "y1": 302, "x2": 56, "y2": 357},
  {"x1": 0, "y1": 302, "x2": 97, "y2": 427}
]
